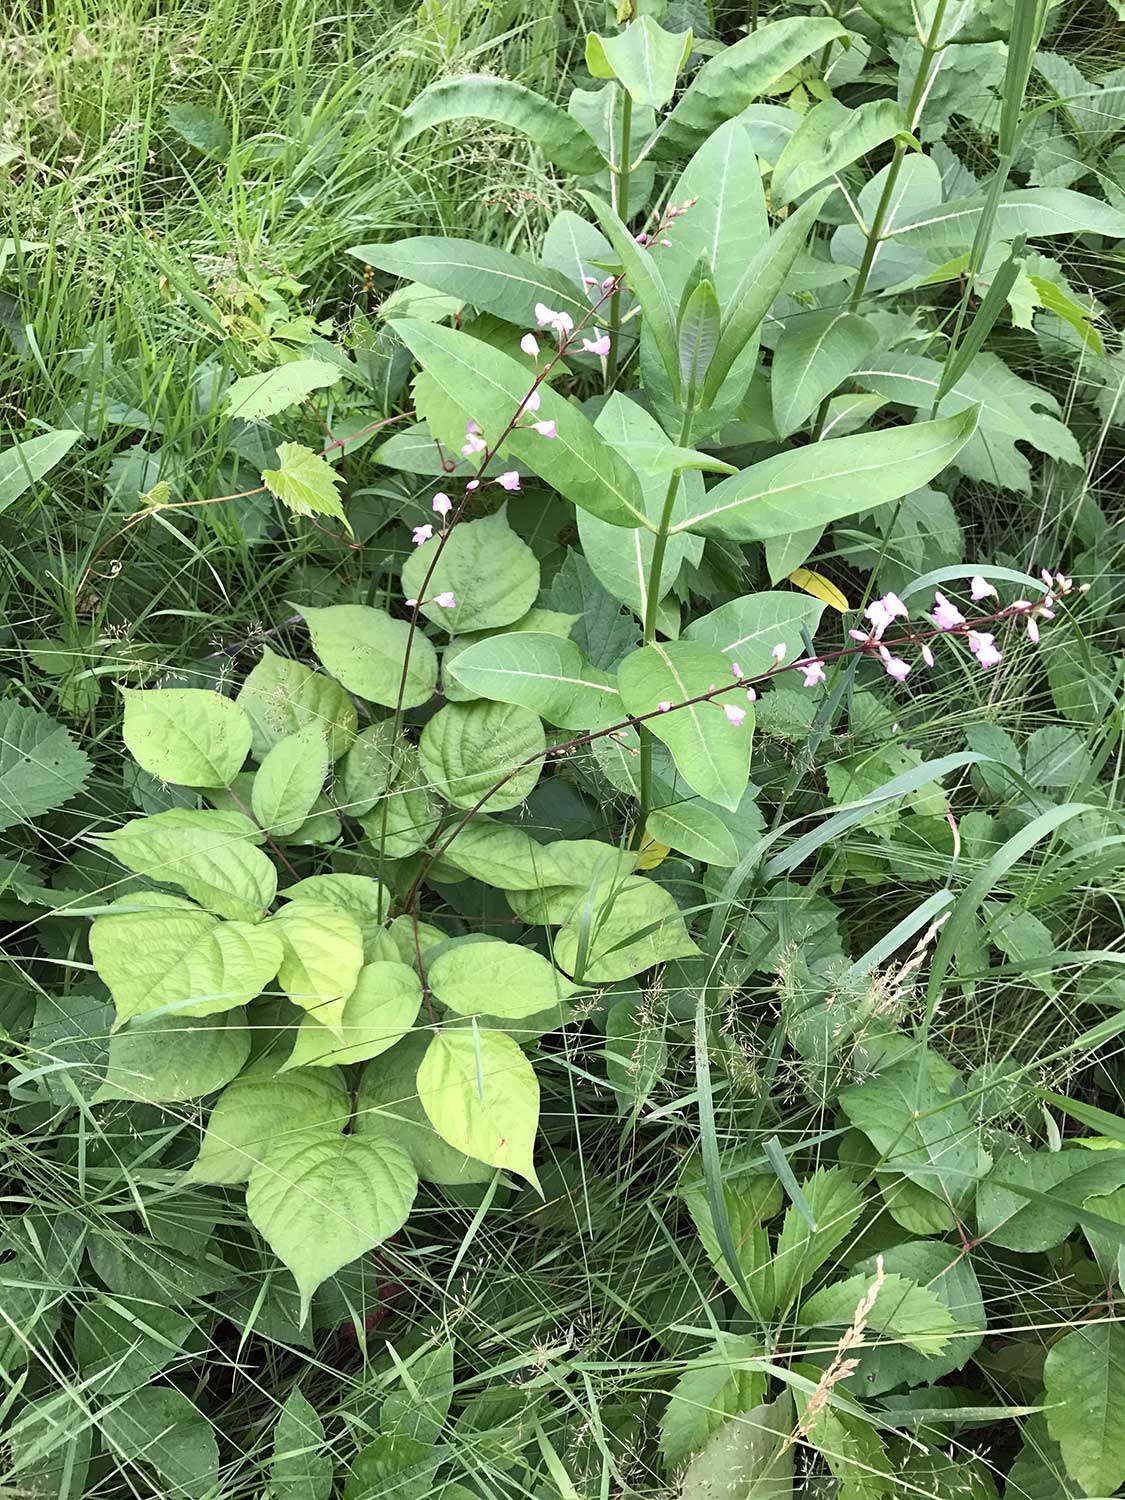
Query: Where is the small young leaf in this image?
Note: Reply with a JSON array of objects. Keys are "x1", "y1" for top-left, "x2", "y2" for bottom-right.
[
  {"x1": 262, "y1": 442, "x2": 349, "y2": 530},
  {"x1": 417, "y1": 1026, "x2": 540, "y2": 1188}
]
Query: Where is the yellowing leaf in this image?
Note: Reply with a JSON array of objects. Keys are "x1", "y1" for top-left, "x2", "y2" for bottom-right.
[
  {"x1": 788, "y1": 567, "x2": 850, "y2": 612},
  {"x1": 636, "y1": 832, "x2": 671, "y2": 869},
  {"x1": 262, "y1": 442, "x2": 350, "y2": 532}
]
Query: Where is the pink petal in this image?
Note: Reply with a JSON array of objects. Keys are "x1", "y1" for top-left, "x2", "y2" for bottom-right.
[
  {"x1": 723, "y1": 704, "x2": 746, "y2": 727},
  {"x1": 970, "y1": 575, "x2": 998, "y2": 601},
  {"x1": 434, "y1": 591, "x2": 456, "y2": 609},
  {"x1": 533, "y1": 420, "x2": 557, "y2": 439},
  {"x1": 497, "y1": 471, "x2": 521, "y2": 491},
  {"x1": 520, "y1": 333, "x2": 540, "y2": 357},
  {"x1": 657, "y1": 700, "x2": 672, "y2": 713},
  {"x1": 432, "y1": 493, "x2": 452, "y2": 516},
  {"x1": 771, "y1": 643, "x2": 787, "y2": 663}
]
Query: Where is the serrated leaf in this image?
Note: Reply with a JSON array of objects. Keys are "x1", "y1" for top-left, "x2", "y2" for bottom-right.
[
  {"x1": 417, "y1": 1026, "x2": 540, "y2": 1188},
  {"x1": 772, "y1": 1168, "x2": 864, "y2": 1313},
  {"x1": 678, "y1": 1389, "x2": 794, "y2": 1499},
  {"x1": 0, "y1": 699, "x2": 90, "y2": 832},
  {"x1": 799, "y1": 1271, "x2": 956, "y2": 1354},
  {"x1": 246, "y1": 1131, "x2": 418, "y2": 1323},
  {"x1": 225, "y1": 360, "x2": 342, "y2": 419},
  {"x1": 661, "y1": 1339, "x2": 766, "y2": 1470},
  {"x1": 262, "y1": 442, "x2": 349, "y2": 530}
]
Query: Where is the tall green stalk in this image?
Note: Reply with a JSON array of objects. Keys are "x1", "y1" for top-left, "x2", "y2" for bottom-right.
[{"x1": 606, "y1": 86, "x2": 633, "y2": 389}]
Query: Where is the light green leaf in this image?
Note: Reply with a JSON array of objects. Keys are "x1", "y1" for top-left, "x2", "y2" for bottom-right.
[
  {"x1": 90, "y1": 809, "x2": 276, "y2": 922},
  {"x1": 772, "y1": 98, "x2": 909, "y2": 205},
  {"x1": 661, "y1": 1339, "x2": 765, "y2": 1470},
  {"x1": 343, "y1": 1434, "x2": 441, "y2": 1500},
  {"x1": 553, "y1": 874, "x2": 700, "y2": 982},
  {"x1": 586, "y1": 17, "x2": 692, "y2": 110},
  {"x1": 0, "y1": 428, "x2": 81, "y2": 515},
  {"x1": 262, "y1": 442, "x2": 349, "y2": 530},
  {"x1": 187, "y1": 1067, "x2": 348, "y2": 1184},
  {"x1": 417, "y1": 1026, "x2": 540, "y2": 1188},
  {"x1": 430, "y1": 939, "x2": 575, "y2": 1020},
  {"x1": 0, "y1": 700, "x2": 90, "y2": 833},
  {"x1": 772, "y1": 1168, "x2": 864, "y2": 1314},
  {"x1": 679, "y1": 1389, "x2": 794, "y2": 1500},
  {"x1": 655, "y1": 15, "x2": 845, "y2": 158},
  {"x1": 235, "y1": 645, "x2": 357, "y2": 761},
  {"x1": 672, "y1": 410, "x2": 978, "y2": 540},
  {"x1": 270, "y1": 901, "x2": 365, "y2": 1032},
  {"x1": 444, "y1": 631, "x2": 620, "y2": 730},
  {"x1": 771, "y1": 310, "x2": 879, "y2": 439},
  {"x1": 357, "y1": 747, "x2": 440, "y2": 860},
  {"x1": 887, "y1": 186, "x2": 1125, "y2": 259},
  {"x1": 648, "y1": 796, "x2": 740, "y2": 867},
  {"x1": 582, "y1": 191, "x2": 681, "y2": 400},
  {"x1": 393, "y1": 318, "x2": 649, "y2": 529},
  {"x1": 225, "y1": 360, "x2": 342, "y2": 419},
  {"x1": 272, "y1": 1388, "x2": 332, "y2": 1500},
  {"x1": 167, "y1": 101, "x2": 231, "y2": 154},
  {"x1": 281, "y1": 873, "x2": 389, "y2": 956},
  {"x1": 438, "y1": 818, "x2": 636, "y2": 891},
  {"x1": 800, "y1": 1271, "x2": 956, "y2": 1355},
  {"x1": 252, "y1": 725, "x2": 330, "y2": 837},
  {"x1": 99, "y1": 1388, "x2": 218, "y2": 1500},
  {"x1": 91, "y1": 891, "x2": 282, "y2": 1023},
  {"x1": 246, "y1": 1131, "x2": 418, "y2": 1323},
  {"x1": 804, "y1": 1407, "x2": 893, "y2": 1500},
  {"x1": 300, "y1": 603, "x2": 437, "y2": 710},
  {"x1": 94, "y1": 1007, "x2": 251, "y2": 1105},
  {"x1": 683, "y1": 591, "x2": 824, "y2": 676},
  {"x1": 1044, "y1": 1321, "x2": 1125, "y2": 1497},
  {"x1": 401, "y1": 507, "x2": 539, "y2": 635},
  {"x1": 354, "y1": 1033, "x2": 494, "y2": 1185},
  {"x1": 394, "y1": 75, "x2": 604, "y2": 176},
  {"x1": 684, "y1": 1169, "x2": 782, "y2": 1316},
  {"x1": 280, "y1": 961, "x2": 422, "y2": 1069},
  {"x1": 122, "y1": 687, "x2": 251, "y2": 788},
  {"x1": 334, "y1": 722, "x2": 406, "y2": 816},
  {"x1": 618, "y1": 640, "x2": 751, "y2": 810},
  {"x1": 352, "y1": 237, "x2": 589, "y2": 329}
]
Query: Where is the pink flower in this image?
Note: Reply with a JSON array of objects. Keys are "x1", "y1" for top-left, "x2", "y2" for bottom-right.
[
  {"x1": 731, "y1": 662, "x2": 742, "y2": 679},
  {"x1": 921, "y1": 643, "x2": 935, "y2": 668},
  {"x1": 634, "y1": 232, "x2": 649, "y2": 245},
  {"x1": 883, "y1": 656, "x2": 911, "y2": 682},
  {"x1": 970, "y1": 575, "x2": 998, "y2": 601},
  {"x1": 434, "y1": 591, "x2": 457, "y2": 610},
  {"x1": 465, "y1": 479, "x2": 480, "y2": 492},
  {"x1": 967, "y1": 630, "x2": 1002, "y2": 668},
  {"x1": 865, "y1": 591, "x2": 908, "y2": 638},
  {"x1": 405, "y1": 598, "x2": 417, "y2": 609},
  {"x1": 800, "y1": 661, "x2": 827, "y2": 687},
  {"x1": 723, "y1": 704, "x2": 746, "y2": 727},
  {"x1": 582, "y1": 275, "x2": 598, "y2": 287},
  {"x1": 497, "y1": 471, "x2": 521, "y2": 491},
  {"x1": 601, "y1": 277, "x2": 615, "y2": 290},
  {"x1": 520, "y1": 389, "x2": 541, "y2": 414},
  {"x1": 849, "y1": 628, "x2": 870, "y2": 644},
  {"x1": 432, "y1": 492, "x2": 452, "y2": 517},
  {"x1": 534, "y1": 303, "x2": 573, "y2": 338},
  {"x1": 1040, "y1": 568, "x2": 1053, "y2": 588},
  {"x1": 657, "y1": 700, "x2": 672, "y2": 713},
  {"x1": 932, "y1": 592, "x2": 965, "y2": 631},
  {"x1": 520, "y1": 333, "x2": 540, "y2": 357},
  {"x1": 581, "y1": 334, "x2": 611, "y2": 357},
  {"x1": 746, "y1": 687, "x2": 757, "y2": 703},
  {"x1": 1027, "y1": 616, "x2": 1040, "y2": 644},
  {"x1": 533, "y1": 420, "x2": 557, "y2": 439},
  {"x1": 411, "y1": 524, "x2": 433, "y2": 546},
  {"x1": 461, "y1": 420, "x2": 486, "y2": 456},
  {"x1": 771, "y1": 643, "x2": 787, "y2": 664}
]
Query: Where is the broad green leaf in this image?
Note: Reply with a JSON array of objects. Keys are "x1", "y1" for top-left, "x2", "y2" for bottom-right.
[
  {"x1": 829, "y1": 154, "x2": 943, "y2": 292},
  {"x1": 381, "y1": 1339, "x2": 455, "y2": 1444},
  {"x1": 75, "y1": 1298, "x2": 193, "y2": 1394},
  {"x1": 586, "y1": 17, "x2": 692, "y2": 109},
  {"x1": 122, "y1": 687, "x2": 251, "y2": 788},
  {"x1": 771, "y1": 310, "x2": 879, "y2": 438},
  {"x1": 252, "y1": 725, "x2": 330, "y2": 837},
  {"x1": 661, "y1": 1339, "x2": 766, "y2": 1469},
  {"x1": 438, "y1": 818, "x2": 636, "y2": 891},
  {"x1": 99, "y1": 1388, "x2": 218, "y2": 1500},
  {"x1": 280, "y1": 961, "x2": 422, "y2": 1069},
  {"x1": 648, "y1": 797, "x2": 739, "y2": 867},
  {"x1": 236, "y1": 646, "x2": 357, "y2": 760},
  {"x1": 679, "y1": 1389, "x2": 794, "y2": 1500},
  {"x1": 224, "y1": 359, "x2": 341, "y2": 419},
  {"x1": 840, "y1": 1053, "x2": 979, "y2": 1208},
  {"x1": 684, "y1": 1169, "x2": 782, "y2": 1316},
  {"x1": 93, "y1": 1007, "x2": 250, "y2": 1105},
  {"x1": 281, "y1": 873, "x2": 389, "y2": 956},
  {"x1": 335, "y1": 722, "x2": 405, "y2": 816},
  {"x1": 393, "y1": 318, "x2": 648, "y2": 530},
  {"x1": 0, "y1": 428, "x2": 81, "y2": 515},
  {"x1": 975, "y1": 1147, "x2": 1117, "y2": 1253},
  {"x1": 772, "y1": 98, "x2": 909, "y2": 206},
  {"x1": 684, "y1": 591, "x2": 825, "y2": 675},
  {"x1": 771, "y1": 1168, "x2": 864, "y2": 1314},
  {"x1": 582, "y1": 191, "x2": 681, "y2": 399},
  {"x1": 90, "y1": 809, "x2": 276, "y2": 921},
  {"x1": 357, "y1": 746, "x2": 440, "y2": 860},
  {"x1": 188, "y1": 1066, "x2": 348, "y2": 1183},
  {"x1": 618, "y1": 641, "x2": 751, "y2": 810},
  {"x1": 444, "y1": 631, "x2": 621, "y2": 730},
  {"x1": 654, "y1": 16, "x2": 846, "y2": 158},
  {"x1": 671, "y1": 410, "x2": 978, "y2": 540},
  {"x1": 804, "y1": 1408, "x2": 893, "y2": 1500},
  {"x1": 91, "y1": 891, "x2": 282, "y2": 1023},
  {"x1": 886, "y1": 186, "x2": 1125, "y2": 259},
  {"x1": 394, "y1": 75, "x2": 604, "y2": 176},
  {"x1": 661, "y1": 115, "x2": 769, "y2": 307},
  {"x1": 553, "y1": 874, "x2": 700, "y2": 982},
  {"x1": 246, "y1": 1130, "x2": 418, "y2": 1322},
  {"x1": 1044, "y1": 1321, "x2": 1125, "y2": 1497},
  {"x1": 354, "y1": 1034, "x2": 493, "y2": 1185},
  {"x1": 343, "y1": 1434, "x2": 441, "y2": 1500},
  {"x1": 0, "y1": 700, "x2": 89, "y2": 833},
  {"x1": 401, "y1": 507, "x2": 539, "y2": 635},
  {"x1": 272, "y1": 1388, "x2": 332, "y2": 1500},
  {"x1": 167, "y1": 100, "x2": 231, "y2": 153},
  {"x1": 430, "y1": 939, "x2": 575, "y2": 1020},
  {"x1": 799, "y1": 1271, "x2": 956, "y2": 1355},
  {"x1": 270, "y1": 902, "x2": 365, "y2": 1033},
  {"x1": 579, "y1": 394, "x2": 704, "y2": 621},
  {"x1": 262, "y1": 442, "x2": 348, "y2": 529},
  {"x1": 300, "y1": 603, "x2": 437, "y2": 710},
  {"x1": 352, "y1": 237, "x2": 589, "y2": 329},
  {"x1": 417, "y1": 1026, "x2": 540, "y2": 1188}
]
